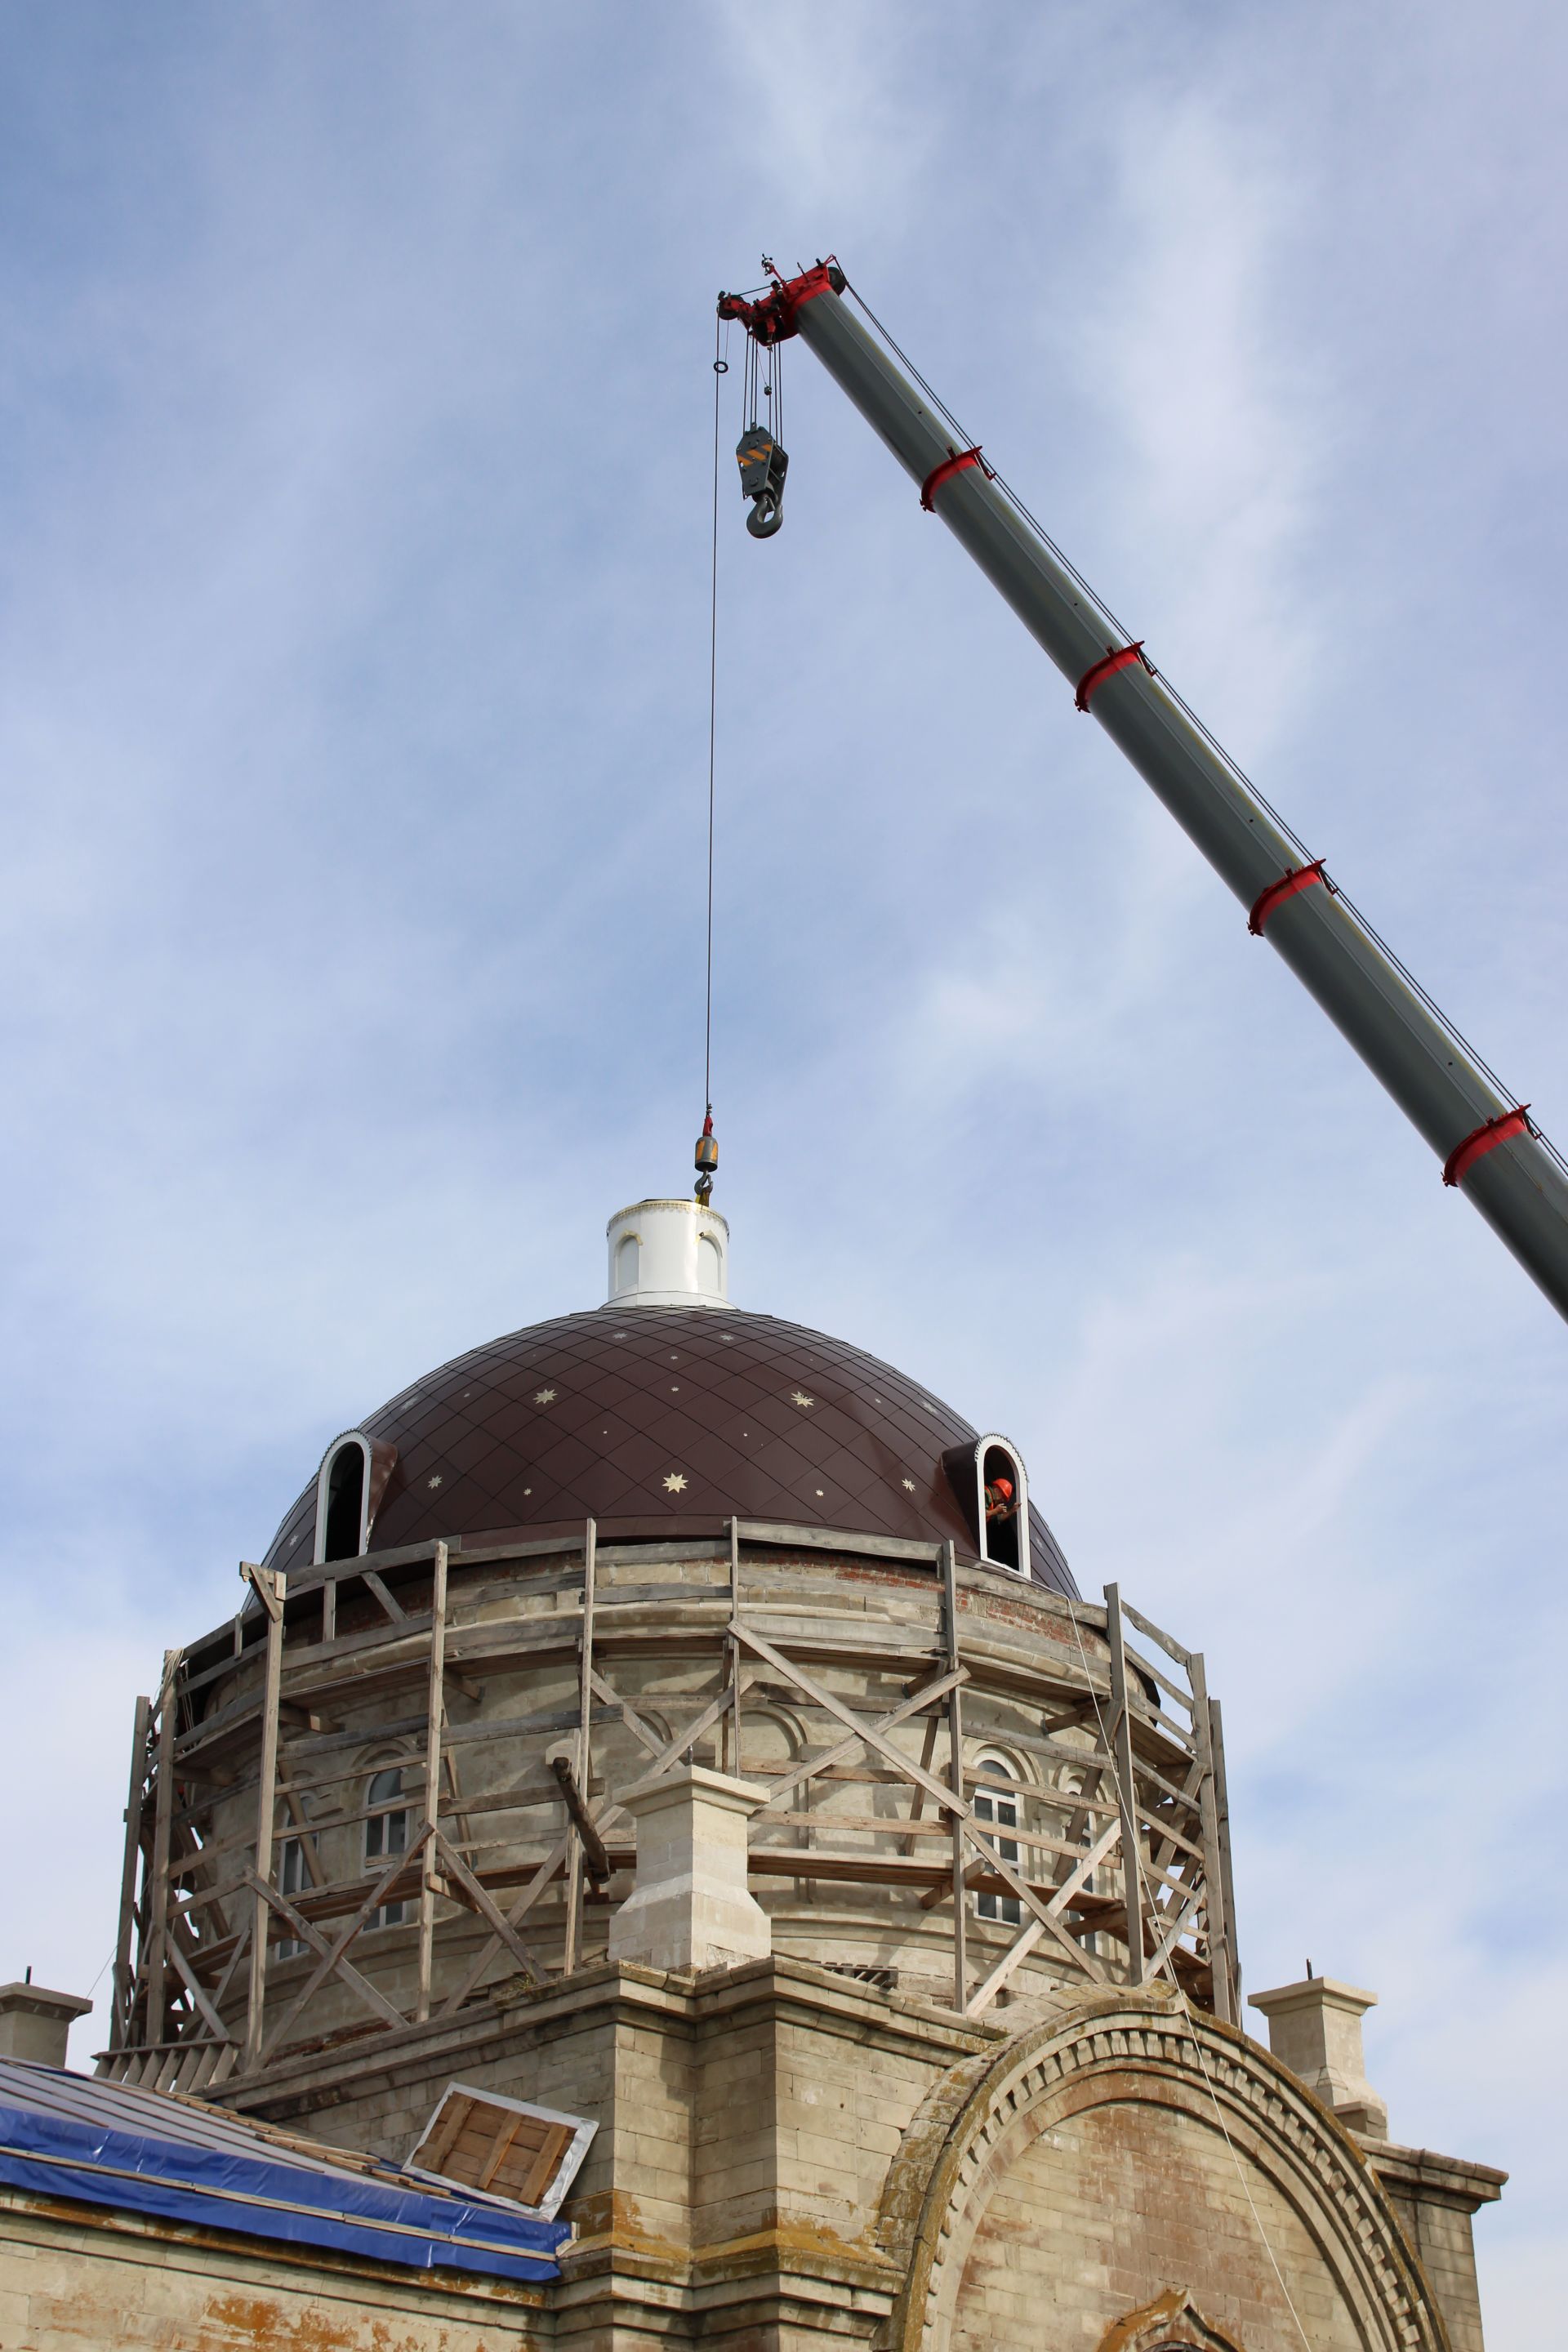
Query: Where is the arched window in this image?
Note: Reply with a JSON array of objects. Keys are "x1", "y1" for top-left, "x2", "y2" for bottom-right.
[
  {"x1": 364, "y1": 1766, "x2": 409, "y2": 1928},
  {"x1": 322, "y1": 1443, "x2": 365, "y2": 1563},
  {"x1": 697, "y1": 1232, "x2": 722, "y2": 1294},
  {"x1": 973, "y1": 1755, "x2": 1022, "y2": 1927},
  {"x1": 941, "y1": 1433, "x2": 1032, "y2": 1579},
  {"x1": 978, "y1": 1439, "x2": 1028, "y2": 1575},
  {"x1": 1060, "y1": 1769, "x2": 1098, "y2": 1958},
  {"x1": 276, "y1": 1835, "x2": 309, "y2": 1959},
  {"x1": 313, "y1": 1431, "x2": 399, "y2": 1566},
  {"x1": 614, "y1": 1233, "x2": 640, "y2": 1294}
]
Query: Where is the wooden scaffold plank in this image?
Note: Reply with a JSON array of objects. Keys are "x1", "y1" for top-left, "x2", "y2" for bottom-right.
[
  {"x1": 109, "y1": 1694, "x2": 152, "y2": 2052},
  {"x1": 416, "y1": 1540, "x2": 449, "y2": 2020},
  {"x1": 943, "y1": 1543, "x2": 967, "y2": 2014},
  {"x1": 563, "y1": 1521, "x2": 595, "y2": 1974},
  {"x1": 1104, "y1": 1584, "x2": 1147, "y2": 1985},
  {"x1": 243, "y1": 1566, "x2": 286, "y2": 2071},
  {"x1": 145, "y1": 1653, "x2": 182, "y2": 2051}
]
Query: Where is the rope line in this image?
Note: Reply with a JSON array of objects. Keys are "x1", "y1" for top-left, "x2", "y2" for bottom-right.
[
  {"x1": 704, "y1": 321, "x2": 724, "y2": 1118},
  {"x1": 1062, "y1": 1599, "x2": 1315, "y2": 2352}
]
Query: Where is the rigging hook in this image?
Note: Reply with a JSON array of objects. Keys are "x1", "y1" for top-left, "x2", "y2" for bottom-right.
[
  {"x1": 694, "y1": 1110, "x2": 718, "y2": 1204},
  {"x1": 737, "y1": 423, "x2": 787, "y2": 537}
]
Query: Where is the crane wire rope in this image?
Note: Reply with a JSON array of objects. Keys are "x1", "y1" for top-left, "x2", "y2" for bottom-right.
[
  {"x1": 1060, "y1": 1597, "x2": 1315, "y2": 2352},
  {"x1": 704, "y1": 318, "x2": 728, "y2": 1122},
  {"x1": 840, "y1": 275, "x2": 1568, "y2": 1187}
]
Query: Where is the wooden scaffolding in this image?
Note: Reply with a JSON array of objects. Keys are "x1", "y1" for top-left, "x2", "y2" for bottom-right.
[{"x1": 101, "y1": 1524, "x2": 1239, "y2": 2096}]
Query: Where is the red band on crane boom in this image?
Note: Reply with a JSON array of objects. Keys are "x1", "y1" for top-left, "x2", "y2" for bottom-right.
[
  {"x1": 1247, "y1": 859, "x2": 1327, "y2": 938},
  {"x1": 1074, "y1": 641, "x2": 1147, "y2": 713},
  {"x1": 1441, "y1": 1106, "x2": 1531, "y2": 1188},
  {"x1": 920, "y1": 447, "x2": 987, "y2": 511}
]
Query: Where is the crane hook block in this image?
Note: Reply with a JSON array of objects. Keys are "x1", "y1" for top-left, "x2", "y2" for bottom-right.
[
  {"x1": 737, "y1": 425, "x2": 788, "y2": 538},
  {"x1": 694, "y1": 1113, "x2": 719, "y2": 1205}
]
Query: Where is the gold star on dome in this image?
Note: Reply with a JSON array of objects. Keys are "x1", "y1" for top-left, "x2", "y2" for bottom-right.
[
  {"x1": 662, "y1": 1471, "x2": 688, "y2": 1494},
  {"x1": 428, "y1": 1474, "x2": 443, "y2": 1490},
  {"x1": 902, "y1": 1477, "x2": 915, "y2": 1492},
  {"x1": 532, "y1": 1387, "x2": 558, "y2": 1405},
  {"x1": 790, "y1": 1390, "x2": 815, "y2": 1410}
]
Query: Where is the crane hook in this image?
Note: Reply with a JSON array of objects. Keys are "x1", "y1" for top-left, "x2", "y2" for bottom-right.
[
  {"x1": 694, "y1": 1110, "x2": 718, "y2": 1204},
  {"x1": 736, "y1": 424, "x2": 787, "y2": 538}
]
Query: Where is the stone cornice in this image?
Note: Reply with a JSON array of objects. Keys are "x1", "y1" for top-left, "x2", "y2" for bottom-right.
[{"x1": 1361, "y1": 2138, "x2": 1508, "y2": 2213}]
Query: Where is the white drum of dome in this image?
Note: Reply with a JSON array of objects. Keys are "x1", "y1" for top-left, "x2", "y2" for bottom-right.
[{"x1": 604, "y1": 1199, "x2": 734, "y2": 1310}]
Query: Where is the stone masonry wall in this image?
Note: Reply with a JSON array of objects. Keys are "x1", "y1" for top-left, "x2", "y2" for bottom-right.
[
  {"x1": 0, "y1": 2193, "x2": 547, "y2": 2352},
  {"x1": 951, "y1": 2089, "x2": 1363, "y2": 2352}
]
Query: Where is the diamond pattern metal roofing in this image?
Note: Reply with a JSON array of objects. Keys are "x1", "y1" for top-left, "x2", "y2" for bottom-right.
[{"x1": 262, "y1": 1307, "x2": 1076, "y2": 1597}]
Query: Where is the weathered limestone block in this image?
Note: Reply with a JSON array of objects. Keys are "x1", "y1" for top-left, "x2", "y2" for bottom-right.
[
  {"x1": 877, "y1": 1989, "x2": 1449, "y2": 2352},
  {"x1": 1363, "y1": 2140, "x2": 1506, "y2": 2352},
  {"x1": 1249, "y1": 1975, "x2": 1388, "y2": 2136},
  {"x1": 0, "y1": 1984, "x2": 91, "y2": 2069},
  {"x1": 218, "y1": 1960, "x2": 1472, "y2": 2352},
  {"x1": 608, "y1": 1766, "x2": 772, "y2": 1975},
  {"x1": 0, "y1": 2198, "x2": 548, "y2": 2352}
]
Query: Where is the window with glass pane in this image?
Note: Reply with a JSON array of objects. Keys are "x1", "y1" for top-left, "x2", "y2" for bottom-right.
[
  {"x1": 973, "y1": 1766, "x2": 1022, "y2": 1926},
  {"x1": 277, "y1": 1834, "x2": 308, "y2": 1958},
  {"x1": 365, "y1": 1766, "x2": 409, "y2": 1927}
]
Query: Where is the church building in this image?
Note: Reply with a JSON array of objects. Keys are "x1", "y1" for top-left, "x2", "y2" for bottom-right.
[{"x1": 0, "y1": 1195, "x2": 1503, "y2": 2350}]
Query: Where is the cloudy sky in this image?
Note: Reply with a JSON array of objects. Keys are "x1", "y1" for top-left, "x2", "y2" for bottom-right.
[{"x1": 2, "y1": 3, "x2": 1564, "y2": 2335}]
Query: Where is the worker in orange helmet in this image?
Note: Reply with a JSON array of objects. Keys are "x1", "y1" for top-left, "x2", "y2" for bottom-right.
[{"x1": 984, "y1": 1476, "x2": 1019, "y2": 1525}]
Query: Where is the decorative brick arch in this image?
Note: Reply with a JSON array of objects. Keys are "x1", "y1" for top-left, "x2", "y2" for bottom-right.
[{"x1": 874, "y1": 1988, "x2": 1444, "y2": 2352}]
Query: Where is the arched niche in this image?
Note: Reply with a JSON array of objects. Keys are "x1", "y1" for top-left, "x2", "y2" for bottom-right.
[{"x1": 613, "y1": 1231, "x2": 641, "y2": 1294}]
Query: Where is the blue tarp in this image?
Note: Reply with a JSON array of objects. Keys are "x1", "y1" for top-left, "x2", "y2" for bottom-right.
[{"x1": 0, "y1": 2082, "x2": 566, "y2": 2285}]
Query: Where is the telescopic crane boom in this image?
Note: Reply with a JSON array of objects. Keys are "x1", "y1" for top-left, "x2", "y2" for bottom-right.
[{"x1": 718, "y1": 261, "x2": 1568, "y2": 1325}]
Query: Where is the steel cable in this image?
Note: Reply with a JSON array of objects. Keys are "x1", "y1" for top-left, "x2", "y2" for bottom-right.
[{"x1": 704, "y1": 322, "x2": 725, "y2": 1120}]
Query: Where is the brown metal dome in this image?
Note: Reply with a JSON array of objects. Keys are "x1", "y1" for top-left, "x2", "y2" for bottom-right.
[{"x1": 262, "y1": 1307, "x2": 1077, "y2": 1597}]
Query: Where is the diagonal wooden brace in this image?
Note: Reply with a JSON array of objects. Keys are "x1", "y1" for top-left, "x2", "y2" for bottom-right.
[
  {"x1": 964, "y1": 1815, "x2": 1120, "y2": 2016},
  {"x1": 733, "y1": 1626, "x2": 968, "y2": 1818},
  {"x1": 430, "y1": 1828, "x2": 547, "y2": 1980},
  {"x1": 250, "y1": 1841, "x2": 420, "y2": 2060},
  {"x1": 439, "y1": 1834, "x2": 572, "y2": 2020},
  {"x1": 756, "y1": 1664, "x2": 969, "y2": 1812},
  {"x1": 956, "y1": 1820, "x2": 1109, "y2": 1985}
]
